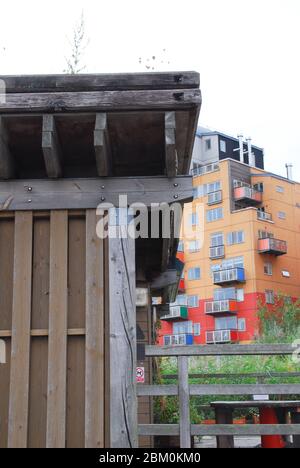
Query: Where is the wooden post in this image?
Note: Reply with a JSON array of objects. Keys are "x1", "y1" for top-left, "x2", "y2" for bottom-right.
[
  {"x1": 165, "y1": 112, "x2": 177, "y2": 177},
  {"x1": 85, "y1": 210, "x2": 105, "y2": 448},
  {"x1": 215, "y1": 408, "x2": 234, "y2": 449},
  {"x1": 0, "y1": 117, "x2": 14, "y2": 179},
  {"x1": 46, "y1": 211, "x2": 68, "y2": 448},
  {"x1": 42, "y1": 115, "x2": 63, "y2": 178},
  {"x1": 94, "y1": 113, "x2": 111, "y2": 176},
  {"x1": 108, "y1": 209, "x2": 138, "y2": 448},
  {"x1": 8, "y1": 212, "x2": 33, "y2": 448},
  {"x1": 178, "y1": 356, "x2": 191, "y2": 448}
]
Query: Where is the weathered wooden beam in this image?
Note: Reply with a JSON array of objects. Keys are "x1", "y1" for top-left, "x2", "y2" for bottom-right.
[
  {"x1": 0, "y1": 176, "x2": 193, "y2": 211},
  {"x1": 94, "y1": 114, "x2": 111, "y2": 176},
  {"x1": 109, "y1": 210, "x2": 138, "y2": 448},
  {"x1": 0, "y1": 89, "x2": 201, "y2": 113},
  {"x1": 138, "y1": 424, "x2": 300, "y2": 437},
  {"x1": 165, "y1": 112, "x2": 177, "y2": 177},
  {"x1": 0, "y1": 72, "x2": 200, "y2": 93},
  {"x1": 0, "y1": 116, "x2": 14, "y2": 179},
  {"x1": 145, "y1": 344, "x2": 298, "y2": 357},
  {"x1": 137, "y1": 384, "x2": 300, "y2": 397},
  {"x1": 42, "y1": 115, "x2": 63, "y2": 178}
]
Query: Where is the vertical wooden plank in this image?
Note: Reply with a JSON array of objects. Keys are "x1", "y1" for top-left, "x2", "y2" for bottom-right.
[
  {"x1": 67, "y1": 336, "x2": 85, "y2": 448},
  {"x1": 0, "y1": 218, "x2": 14, "y2": 331},
  {"x1": 85, "y1": 209, "x2": 104, "y2": 448},
  {"x1": 46, "y1": 210, "x2": 68, "y2": 448},
  {"x1": 8, "y1": 211, "x2": 33, "y2": 448},
  {"x1": 109, "y1": 212, "x2": 138, "y2": 448},
  {"x1": 0, "y1": 116, "x2": 15, "y2": 179},
  {"x1": 178, "y1": 356, "x2": 191, "y2": 448},
  {"x1": 0, "y1": 339, "x2": 11, "y2": 447},
  {"x1": 27, "y1": 337, "x2": 48, "y2": 448}
]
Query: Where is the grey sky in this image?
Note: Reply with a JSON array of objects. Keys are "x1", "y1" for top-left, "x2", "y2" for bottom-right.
[{"x1": 1, "y1": 0, "x2": 299, "y2": 179}]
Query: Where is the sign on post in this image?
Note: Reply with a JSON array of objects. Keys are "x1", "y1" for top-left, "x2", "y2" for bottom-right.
[{"x1": 136, "y1": 367, "x2": 145, "y2": 383}]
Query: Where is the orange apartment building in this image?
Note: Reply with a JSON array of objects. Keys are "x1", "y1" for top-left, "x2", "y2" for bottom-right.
[{"x1": 159, "y1": 157, "x2": 300, "y2": 346}]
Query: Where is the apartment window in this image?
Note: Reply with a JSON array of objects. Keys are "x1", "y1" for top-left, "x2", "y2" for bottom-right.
[
  {"x1": 205, "y1": 181, "x2": 221, "y2": 194},
  {"x1": 220, "y1": 140, "x2": 226, "y2": 153},
  {"x1": 188, "y1": 267, "x2": 201, "y2": 281},
  {"x1": 278, "y1": 211, "x2": 286, "y2": 220},
  {"x1": 221, "y1": 256, "x2": 244, "y2": 270},
  {"x1": 207, "y1": 207, "x2": 223, "y2": 223},
  {"x1": 187, "y1": 295, "x2": 199, "y2": 308},
  {"x1": 188, "y1": 240, "x2": 200, "y2": 253},
  {"x1": 236, "y1": 289, "x2": 245, "y2": 302},
  {"x1": 205, "y1": 139, "x2": 212, "y2": 151},
  {"x1": 189, "y1": 212, "x2": 199, "y2": 226},
  {"x1": 227, "y1": 231, "x2": 245, "y2": 245},
  {"x1": 171, "y1": 295, "x2": 187, "y2": 307},
  {"x1": 215, "y1": 317, "x2": 237, "y2": 331},
  {"x1": 194, "y1": 323, "x2": 201, "y2": 336},
  {"x1": 213, "y1": 288, "x2": 244, "y2": 302},
  {"x1": 253, "y1": 182, "x2": 264, "y2": 193},
  {"x1": 177, "y1": 241, "x2": 184, "y2": 252},
  {"x1": 173, "y1": 321, "x2": 193, "y2": 335},
  {"x1": 211, "y1": 232, "x2": 224, "y2": 247},
  {"x1": 238, "y1": 318, "x2": 246, "y2": 332},
  {"x1": 265, "y1": 290, "x2": 275, "y2": 304},
  {"x1": 264, "y1": 263, "x2": 273, "y2": 276},
  {"x1": 276, "y1": 186, "x2": 284, "y2": 193},
  {"x1": 259, "y1": 230, "x2": 274, "y2": 239},
  {"x1": 282, "y1": 270, "x2": 291, "y2": 278}
]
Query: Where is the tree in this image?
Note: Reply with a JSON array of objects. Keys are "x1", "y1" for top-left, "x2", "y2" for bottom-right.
[{"x1": 64, "y1": 11, "x2": 89, "y2": 74}]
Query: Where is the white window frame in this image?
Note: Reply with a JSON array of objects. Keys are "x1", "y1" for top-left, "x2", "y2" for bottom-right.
[
  {"x1": 265, "y1": 290, "x2": 275, "y2": 305},
  {"x1": 264, "y1": 263, "x2": 273, "y2": 276},
  {"x1": 206, "y1": 207, "x2": 223, "y2": 223},
  {"x1": 220, "y1": 139, "x2": 226, "y2": 153},
  {"x1": 238, "y1": 318, "x2": 246, "y2": 332},
  {"x1": 188, "y1": 267, "x2": 201, "y2": 281},
  {"x1": 194, "y1": 323, "x2": 201, "y2": 336},
  {"x1": 187, "y1": 295, "x2": 199, "y2": 308}
]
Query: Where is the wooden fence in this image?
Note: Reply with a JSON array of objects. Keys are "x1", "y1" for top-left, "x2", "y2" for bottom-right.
[{"x1": 137, "y1": 344, "x2": 300, "y2": 448}]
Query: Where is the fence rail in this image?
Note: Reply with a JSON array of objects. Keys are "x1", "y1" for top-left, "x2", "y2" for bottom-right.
[{"x1": 140, "y1": 344, "x2": 300, "y2": 448}]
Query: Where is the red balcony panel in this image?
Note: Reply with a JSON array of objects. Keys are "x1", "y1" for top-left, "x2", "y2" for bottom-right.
[
  {"x1": 258, "y1": 238, "x2": 287, "y2": 256},
  {"x1": 234, "y1": 186, "x2": 262, "y2": 205}
]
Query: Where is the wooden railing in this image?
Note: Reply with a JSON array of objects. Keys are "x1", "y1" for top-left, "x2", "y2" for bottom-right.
[{"x1": 137, "y1": 344, "x2": 300, "y2": 448}]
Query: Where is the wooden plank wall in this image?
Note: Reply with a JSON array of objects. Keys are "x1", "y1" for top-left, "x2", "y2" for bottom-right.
[{"x1": 0, "y1": 210, "x2": 106, "y2": 448}]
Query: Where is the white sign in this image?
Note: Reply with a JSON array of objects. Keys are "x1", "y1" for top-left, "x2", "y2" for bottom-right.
[
  {"x1": 0, "y1": 340, "x2": 6, "y2": 364},
  {"x1": 136, "y1": 367, "x2": 145, "y2": 383}
]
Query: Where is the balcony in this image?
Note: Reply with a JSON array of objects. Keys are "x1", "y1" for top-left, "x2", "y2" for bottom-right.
[
  {"x1": 258, "y1": 238, "x2": 288, "y2": 256},
  {"x1": 205, "y1": 300, "x2": 238, "y2": 316},
  {"x1": 210, "y1": 245, "x2": 225, "y2": 260},
  {"x1": 160, "y1": 305, "x2": 188, "y2": 321},
  {"x1": 257, "y1": 210, "x2": 273, "y2": 222},
  {"x1": 164, "y1": 333, "x2": 194, "y2": 346},
  {"x1": 207, "y1": 190, "x2": 222, "y2": 205},
  {"x1": 206, "y1": 329, "x2": 238, "y2": 344},
  {"x1": 192, "y1": 162, "x2": 220, "y2": 177},
  {"x1": 213, "y1": 267, "x2": 246, "y2": 285},
  {"x1": 234, "y1": 186, "x2": 262, "y2": 205}
]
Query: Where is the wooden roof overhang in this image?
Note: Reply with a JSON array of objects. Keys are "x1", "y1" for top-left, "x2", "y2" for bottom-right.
[{"x1": 0, "y1": 72, "x2": 201, "y2": 300}]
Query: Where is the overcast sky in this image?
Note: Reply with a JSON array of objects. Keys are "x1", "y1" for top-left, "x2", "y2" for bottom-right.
[{"x1": 1, "y1": 0, "x2": 299, "y2": 179}]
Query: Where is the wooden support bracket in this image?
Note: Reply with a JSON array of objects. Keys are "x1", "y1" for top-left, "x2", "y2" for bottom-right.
[{"x1": 42, "y1": 115, "x2": 63, "y2": 178}]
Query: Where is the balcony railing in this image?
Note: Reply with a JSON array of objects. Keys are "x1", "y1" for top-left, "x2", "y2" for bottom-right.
[
  {"x1": 206, "y1": 329, "x2": 238, "y2": 344},
  {"x1": 258, "y1": 238, "x2": 288, "y2": 256},
  {"x1": 160, "y1": 306, "x2": 188, "y2": 321},
  {"x1": 234, "y1": 186, "x2": 262, "y2": 205},
  {"x1": 205, "y1": 300, "x2": 238, "y2": 315},
  {"x1": 163, "y1": 333, "x2": 194, "y2": 346},
  {"x1": 207, "y1": 190, "x2": 222, "y2": 205},
  {"x1": 213, "y1": 267, "x2": 246, "y2": 285},
  {"x1": 257, "y1": 210, "x2": 273, "y2": 221},
  {"x1": 192, "y1": 162, "x2": 220, "y2": 177},
  {"x1": 210, "y1": 245, "x2": 225, "y2": 260}
]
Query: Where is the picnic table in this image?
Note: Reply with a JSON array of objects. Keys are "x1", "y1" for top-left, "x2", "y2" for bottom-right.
[{"x1": 211, "y1": 401, "x2": 300, "y2": 449}]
